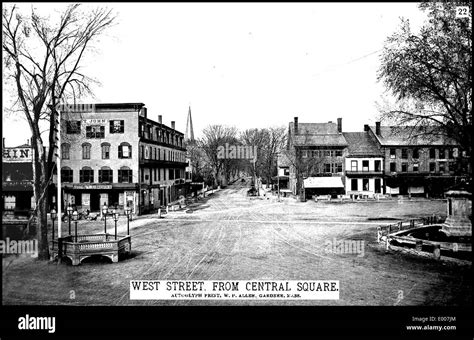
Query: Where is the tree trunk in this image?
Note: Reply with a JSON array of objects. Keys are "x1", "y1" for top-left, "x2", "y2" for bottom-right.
[{"x1": 33, "y1": 138, "x2": 49, "y2": 260}]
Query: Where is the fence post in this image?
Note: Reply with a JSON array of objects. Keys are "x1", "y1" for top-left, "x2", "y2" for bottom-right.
[
  {"x1": 385, "y1": 237, "x2": 390, "y2": 250},
  {"x1": 433, "y1": 244, "x2": 441, "y2": 260},
  {"x1": 377, "y1": 227, "x2": 381, "y2": 243},
  {"x1": 415, "y1": 240, "x2": 423, "y2": 251}
]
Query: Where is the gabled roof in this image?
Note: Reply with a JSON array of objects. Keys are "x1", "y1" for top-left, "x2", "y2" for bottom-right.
[
  {"x1": 342, "y1": 132, "x2": 382, "y2": 157},
  {"x1": 289, "y1": 122, "x2": 347, "y2": 147},
  {"x1": 369, "y1": 126, "x2": 457, "y2": 146}
]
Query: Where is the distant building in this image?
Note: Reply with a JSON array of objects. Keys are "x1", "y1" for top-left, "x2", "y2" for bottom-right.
[
  {"x1": 286, "y1": 117, "x2": 347, "y2": 198},
  {"x1": 367, "y1": 122, "x2": 469, "y2": 197},
  {"x1": 343, "y1": 128, "x2": 384, "y2": 198}
]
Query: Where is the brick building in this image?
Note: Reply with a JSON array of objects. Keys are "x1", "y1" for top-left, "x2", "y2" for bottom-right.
[
  {"x1": 287, "y1": 117, "x2": 347, "y2": 198},
  {"x1": 367, "y1": 122, "x2": 469, "y2": 197},
  {"x1": 59, "y1": 103, "x2": 187, "y2": 216}
]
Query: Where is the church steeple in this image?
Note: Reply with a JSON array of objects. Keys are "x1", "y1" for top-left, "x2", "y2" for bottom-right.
[{"x1": 185, "y1": 105, "x2": 194, "y2": 142}]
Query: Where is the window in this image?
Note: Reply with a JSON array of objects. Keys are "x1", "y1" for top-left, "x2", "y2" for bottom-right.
[
  {"x1": 390, "y1": 162, "x2": 396, "y2": 172},
  {"x1": 362, "y1": 160, "x2": 369, "y2": 172},
  {"x1": 158, "y1": 167, "x2": 161, "y2": 181},
  {"x1": 101, "y1": 143, "x2": 110, "y2": 159},
  {"x1": 154, "y1": 168, "x2": 157, "y2": 181},
  {"x1": 439, "y1": 162, "x2": 446, "y2": 173},
  {"x1": 66, "y1": 121, "x2": 81, "y2": 134},
  {"x1": 363, "y1": 179, "x2": 369, "y2": 191},
  {"x1": 390, "y1": 148, "x2": 396, "y2": 159},
  {"x1": 335, "y1": 163, "x2": 342, "y2": 173},
  {"x1": 61, "y1": 167, "x2": 73, "y2": 183},
  {"x1": 82, "y1": 143, "x2": 91, "y2": 159},
  {"x1": 109, "y1": 120, "x2": 124, "y2": 133},
  {"x1": 169, "y1": 168, "x2": 175, "y2": 180},
  {"x1": 449, "y1": 162, "x2": 456, "y2": 172},
  {"x1": 79, "y1": 167, "x2": 94, "y2": 183},
  {"x1": 302, "y1": 150, "x2": 308, "y2": 158},
  {"x1": 401, "y1": 149, "x2": 408, "y2": 159},
  {"x1": 439, "y1": 148, "x2": 445, "y2": 159},
  {"x1": 401, "y1": 163, "x2": 408, "y2": 172},
  {"x1": 141, "y1": 169, "x2": 144, "y2": 182},
  {"x1": 351, "y1": 160, "x2": 358, "y2": 172},
  {"x1": 118, "y1": 143, "x2": 132, "y2": 159},
  {"x1": 118, "y1": 167, "x2": 132, "y2": 183},
  {"x1": 324, "y1": 163, "x2": 331, "y2": 173},
  {"x1": 351, "y1": 179, "x2": 358, "y2": 191},
  {"x1": 413, "y1": 148, "x2": 419, "y2": 159},
  {"x1": 61, "y1": 143, "x2": 70, "y2": 159},
  {"x1": 145, "y1": 146, "x2": 150, "y2": 159},
  {"x1": 413, "y1": 163, "x2": 419, "y2": 172},
  {"x1": 448, "y1": 148, "x2": 455, "y2": 159},
  {"x1": 99, "y1": 167, "x2": 113, "y2": 183},
  {"x1": 374, "y1": 160, "x2": 381, "y2": 172},
  {"x1": 429, "y1": 148, "x2": 436, "y2": 159},
  {"x1": 429, "y1": 162, "x2": 436, "y2": 172},
  {"x1": 140, "y1": 145, "x2": 144, "y2": 159},
  {"x1": 324, "y1": 150, "x2": 331, "y2": 157},
  {"x1": 335, "y1": 150, "x2": 342, "y2": 157},
  {"x1": 86, "y1": 125, "x2": 105, "y2": 138},
  {"x1": 374, "y1": 178, "x2": 381, "y2": 194}
]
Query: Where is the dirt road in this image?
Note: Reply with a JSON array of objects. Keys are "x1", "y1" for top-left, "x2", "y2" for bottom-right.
[{"x1": 2, "y1": 179, "x2": 471, "y2": 306}]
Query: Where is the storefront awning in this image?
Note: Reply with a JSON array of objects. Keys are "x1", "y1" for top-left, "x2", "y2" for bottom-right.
[{"x1": 303, "y1": 177, "x2": 344, "y2": 189}]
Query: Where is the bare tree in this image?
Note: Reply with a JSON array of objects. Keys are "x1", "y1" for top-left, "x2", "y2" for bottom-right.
[
  {"x1": 199, "y1": 125, "x2": 238, "y2": 187},
  {"x1": 2, "y1": 4, "x2": 116, "y2": 259}
]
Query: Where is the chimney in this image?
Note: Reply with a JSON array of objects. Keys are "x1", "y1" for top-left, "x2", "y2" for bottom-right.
[
  {"x1": 337, "y1": 118, "x2": 342, "y2": 133},
  {"x1": 375, "y1": 121, "x2": 381, "y2": 136},
  {"x1": 171, "y1": 121, "x2": 175, "y2": 130},
  {"x1": 158, "y1": 115, "x2": 162, "y2": 124},
  {"x1": 364, "y1": 124, "x2": 369, "y2": 132},
  {"x1": 294, "y1": 117, "x2": 298, "y2": 135},
  {"x1": 141, "y1": 107, "x2": 147, "y2": 118}
]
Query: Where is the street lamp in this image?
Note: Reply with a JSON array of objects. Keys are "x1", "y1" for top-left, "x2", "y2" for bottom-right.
[
  {"x1": 67, "y1": 204, "x2": 73, "y2": 235},
  {"x1": 102, "y1": 203, "x2": 108, "y2": 234},
  {"x1": 50, "y1": 209, "x2": 57, "y2": 241},
  {"x1": 113, "y1": 209, "x2": 119, "y2": 240},
  {"x1": 72, "y1": 210, "x2": 79, "y2": 243},
  {"x1": 124, "y1": 206, "x2": 131, "y2": 236}
]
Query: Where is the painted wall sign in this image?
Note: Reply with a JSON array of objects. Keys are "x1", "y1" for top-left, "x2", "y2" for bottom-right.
[
  {"x1": 2, "y1": 148, "x2": 32, "y2": 162},
  {"x1": 82, "y1": 119, "x2": 107, "y2": 124},
  {"x1": 72, "y1": 184, "x2": 112, "y2": 190}
]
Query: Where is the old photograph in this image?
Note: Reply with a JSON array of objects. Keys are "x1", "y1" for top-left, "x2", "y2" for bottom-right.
[{"x1": 1, "y1": 1, "x2": 472, "y2": 338}]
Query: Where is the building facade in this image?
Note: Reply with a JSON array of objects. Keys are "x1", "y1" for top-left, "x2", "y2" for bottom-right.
[
  {"x1": 59, "y1": 103, "x2": 188, "y2": 216},
  {"x1": 287, "y1": 117, "x2": 347, "y2": 198},
  {"x1": 138, "y1": 111, "x2": 187, "y2": 213},
  {"x1": 367, "y1": 122, "x2": 469, "y2": 197},
  {"x1": 2, "y1": 139, "x2": 36, "y2": 215},
  {"x1": 343, "y1": 130, "x2": 384, "y2": 198},
  {"x1": 60, "y1": 103, "x2": 142, "y2": 214}
]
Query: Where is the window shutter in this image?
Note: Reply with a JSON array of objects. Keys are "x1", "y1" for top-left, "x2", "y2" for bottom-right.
[{"x1": 118, "y1": 145, "x2": 123, "y2": 158}]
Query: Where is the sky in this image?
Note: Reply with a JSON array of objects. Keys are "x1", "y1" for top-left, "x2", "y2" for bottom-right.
[{"x1": 2, "y1": 2, "x2": 428, "y2": 147}]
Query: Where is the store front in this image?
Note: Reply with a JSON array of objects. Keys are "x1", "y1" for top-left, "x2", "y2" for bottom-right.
[{"x1": 63, "y1": 183, "x2": 138, "y2": 215}]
